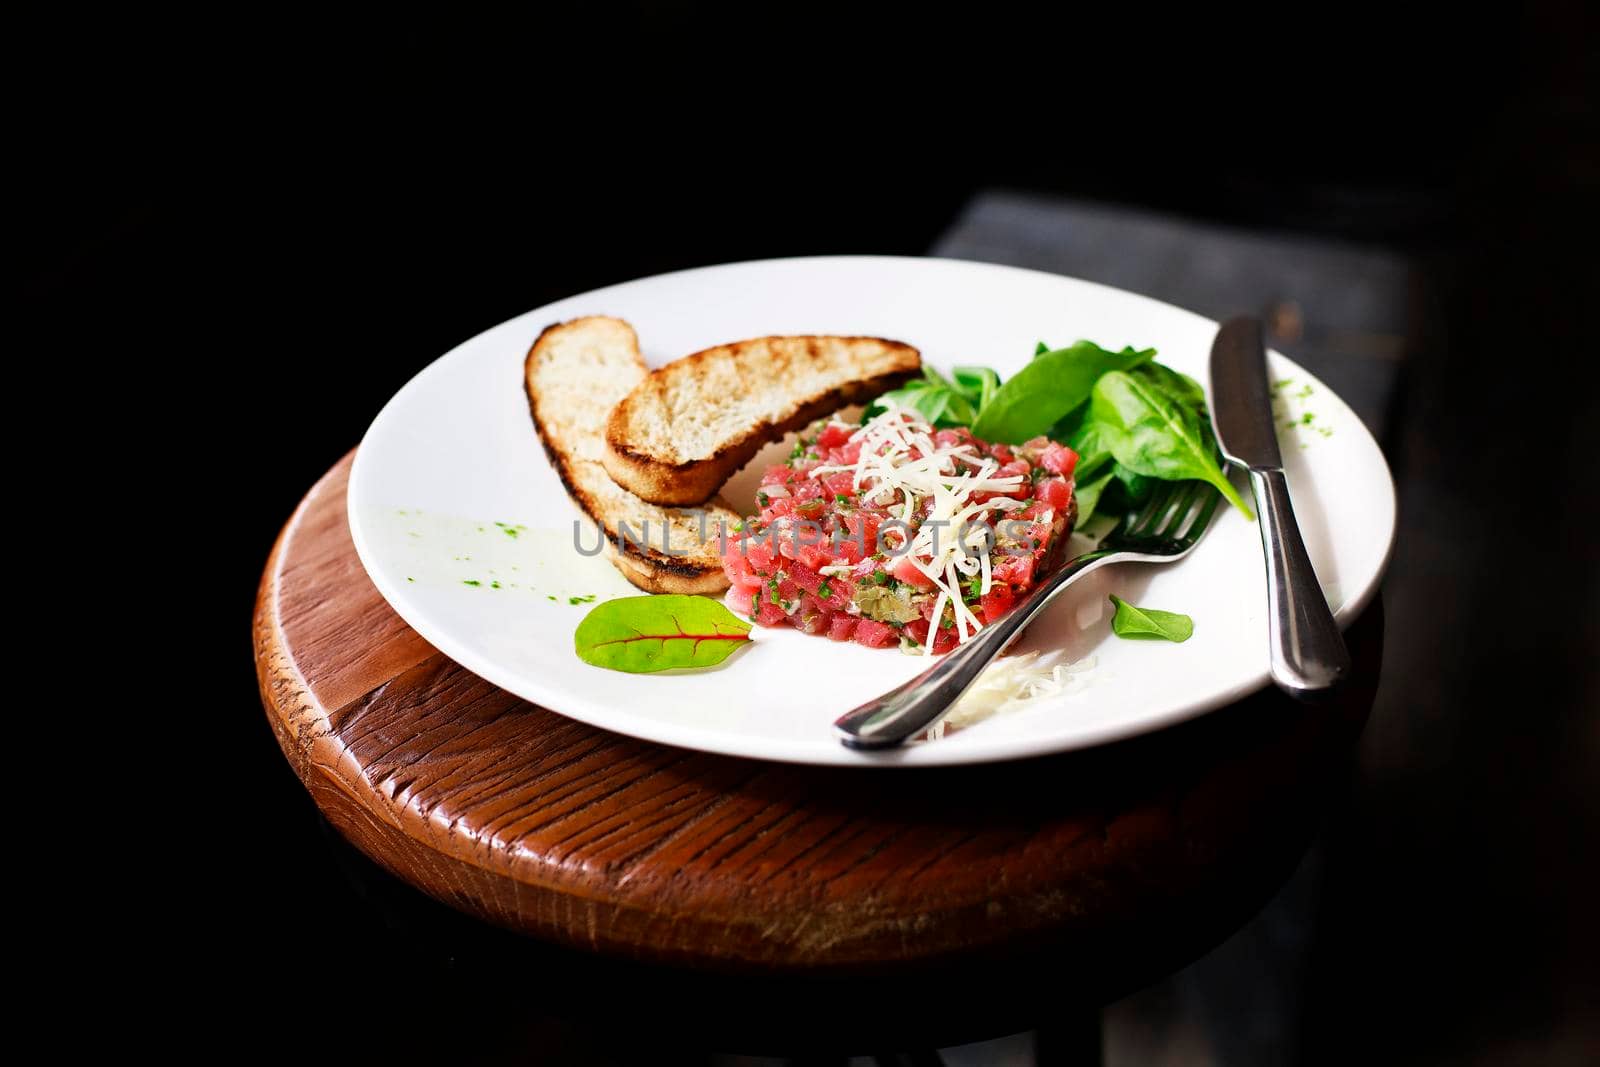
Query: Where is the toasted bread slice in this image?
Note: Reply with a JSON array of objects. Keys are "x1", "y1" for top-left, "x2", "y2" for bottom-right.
[
  {"x1": 524, "y1": 316, "x2": 737, "y2": 594},
  {"x1": 601, "y1": 335, "x2": 921, "y2": 506}
]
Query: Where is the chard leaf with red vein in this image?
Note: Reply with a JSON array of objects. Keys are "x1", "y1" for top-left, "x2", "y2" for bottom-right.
[{"x1": 574, "y1": 595, "x2": 754, "y2": 673}]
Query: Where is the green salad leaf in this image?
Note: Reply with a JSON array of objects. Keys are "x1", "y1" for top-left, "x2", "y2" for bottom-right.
[
  {"x1": 574, "y1": 595, "x2": 753, "y2": 673},
  {"x1": 1108, "y1": 595, "x2": 1194, "y2": 642},
  {"x1": 1065, "y1": 420, "x2": 1114, "y2": 478},
  {"x1": 1112, "y1": 463, "x2": 1157, "y2": 505},
  {"x1": 1070, "y1": 470, "x2": 1114, "y2": 530},
  {"x1": 1135, "y1": 360, "x2": 1209, "y2": 410},
  {"x1": 1048, "y1": 403, "x2": 1088, "y2": 443},
  {"x1": 858, "y1": 334, "x2": 1254, "y2": 531},
  {"x1": 1087, "y1": 365, "x2": 1254, "y2": 518},
  {"x1": 971, "y1": 341, "x2": 1155, "y2": 444},
  {"x1": 863, "y1": 367, "x2": 978, "y2": 428},
  {"x1": 952, "y1": 365, "x2": 1000, "y2": 411}
]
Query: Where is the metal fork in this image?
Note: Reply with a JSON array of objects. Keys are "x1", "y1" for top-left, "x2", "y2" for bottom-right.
[{"x1": 833, "y1": 481, "x2": 1224, "y2": 749}]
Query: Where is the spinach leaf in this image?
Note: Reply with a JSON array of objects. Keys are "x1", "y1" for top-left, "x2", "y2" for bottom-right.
[
  {"x1": 972, "y1": 341, "x2": 1156, "y2": 444},
  {"x1": 952, "y1": 365, "x2": 1000, "y2": 411},
  {"x1": 1071, "y1": 470, "x2": 1114, "y2": 530},
  {"x1": 1086, "y1": 367, "x2": 1254, "y2": 517},
  {"x1": 1134, "y1": 360, "x2": 1208, "y2": 410},
  {"x1": 862, "y1": 371, "x2": 976, "y2": 428},
  {"x1": 928, "y1": 386, "x2": 977, "y2": 427},
  {"x1": 921, "y1": 364, "x2": 960, "y2": 393},
  {"x1": 1108, "y1": 594, "x2": 1194, "y2": 642},
  {"x1": 574, "y1": 595, "x2": 753, "y2": 672},
  {"x1": 1113, "y1": 463, "x2": 1157, "y2": 504},
  {"x1": 917, "y1": 384, "x2": 973, "y2": 428},
  {"x1": 1066, "y1": 420, "x2": 1113, "y2": 476},
  {"x1": 1049, "y1": 400, "x2": 1089, "y2": 443}
]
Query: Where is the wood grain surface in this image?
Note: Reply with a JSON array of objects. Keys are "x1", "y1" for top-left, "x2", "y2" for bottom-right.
[{"x1": 254, "y1": 452, "x2": 1382, "y2": 979}]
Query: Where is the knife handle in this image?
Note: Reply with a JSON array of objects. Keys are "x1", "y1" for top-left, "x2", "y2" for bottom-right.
[{"x1": 1248, "y1": 467, "x2": 1351, "y2": 697}]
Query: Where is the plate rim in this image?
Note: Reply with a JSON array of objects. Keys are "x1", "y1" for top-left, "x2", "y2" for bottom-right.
[{"x1": 347, "y1": 254, "x2": 1398, "y2": 767}]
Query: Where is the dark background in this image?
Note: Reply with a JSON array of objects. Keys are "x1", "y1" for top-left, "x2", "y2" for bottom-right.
[{"x1": 25, "y1": 6, "x2": 1596, "y2": 1062}]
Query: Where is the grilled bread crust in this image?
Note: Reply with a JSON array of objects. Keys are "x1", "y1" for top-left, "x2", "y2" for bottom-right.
[
  {"x1": 601, "y1": 335, "x2": 921, "y2": 506},
  {"x1": 524, "y1": 316, "x2": 736, "y2": 594}
]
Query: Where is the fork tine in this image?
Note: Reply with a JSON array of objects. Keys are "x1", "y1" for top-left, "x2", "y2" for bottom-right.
[
  {"x1": 1155, "y1": 481, "x2": 1205, "y2": 537},
  {"x1": 1124, "y1": 481, "x2": 1179, "y2": 536},
  {"x1": 1172, "y1": 484, "x2": 1223, "y2": 544}
]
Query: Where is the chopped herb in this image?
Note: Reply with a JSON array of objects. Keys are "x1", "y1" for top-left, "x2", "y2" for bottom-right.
[
  {"x1": 547, "y1": 594, "x2": 558, "y2": 601},
  {"x1": 871, "y1": 570, "x2": 892, "y2": 586},
  {"x1": 1030, "y1": 466, "x2": 1047, "y2": 485},
  {"x1": 406, "y1": 576, "x2": 415, "y2": 583},
  {"x1": 490, "y1": 581, "x2": 501, "y2": 589},
  {"x1": 731, "y1": 520, "x2": 744, "y2": 533},
  {"x1": 757, "y1": 491, "x2": 770, "y2": 507},
  {"x1": 569, "y1": 594, "x2": 597, "y2": 605},
  {"x1": 462, "y1": 580, "x2": 481, "y2": 587},
  {"x1": 835, "y1": 493, "x2": 853, "y2": 508},
  {"x1": 818, "y1": 580, "x2": 833, "y2": 598},
  {"x1": 941, "y1": 614, "x2": 953, "y2": 630}
]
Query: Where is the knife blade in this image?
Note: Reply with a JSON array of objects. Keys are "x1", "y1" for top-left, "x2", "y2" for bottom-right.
[
  {"x1": 1208, "y1": 315, "x2": 1350, "y2": 698},
  {"x1": 1210, "y1": 315, "x2": 1282, "y2": 470}
]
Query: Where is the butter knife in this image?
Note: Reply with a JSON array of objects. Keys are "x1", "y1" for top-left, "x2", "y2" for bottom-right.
[{"x1": 1210, "y1": 316, "x2": 1350, "y2": 697}]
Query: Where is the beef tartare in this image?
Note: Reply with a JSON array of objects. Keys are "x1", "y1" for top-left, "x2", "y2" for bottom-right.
[{"x1": 722, "y1": 403, "x2": 1077, "y2": 654}]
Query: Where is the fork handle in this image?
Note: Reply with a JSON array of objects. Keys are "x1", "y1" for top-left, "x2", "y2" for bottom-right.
[
  {"x1": 1249, "y1": 467, "x2": 1350, "y2": 698},
  {"x1": 833, "y1": 551, "x2": 1116, "y2": 749}
]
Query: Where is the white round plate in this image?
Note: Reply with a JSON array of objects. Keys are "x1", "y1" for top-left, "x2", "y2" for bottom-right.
[{"x1": 348, "y1": 256, "x2": 1396, "y2": 766}]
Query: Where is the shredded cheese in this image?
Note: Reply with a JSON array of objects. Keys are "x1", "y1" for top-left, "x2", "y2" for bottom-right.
[
  {"x1": 809, "y1": 401, "x2": 1038, "y2": 654},
  {"x1": 925, "y1": 651, "x2": 1098, "y2": 738}
]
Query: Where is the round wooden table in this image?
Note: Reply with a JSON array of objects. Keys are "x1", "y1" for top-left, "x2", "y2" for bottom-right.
[{"x1": 254, "y1": 453, "x2": 1381, "y2": 1051}]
